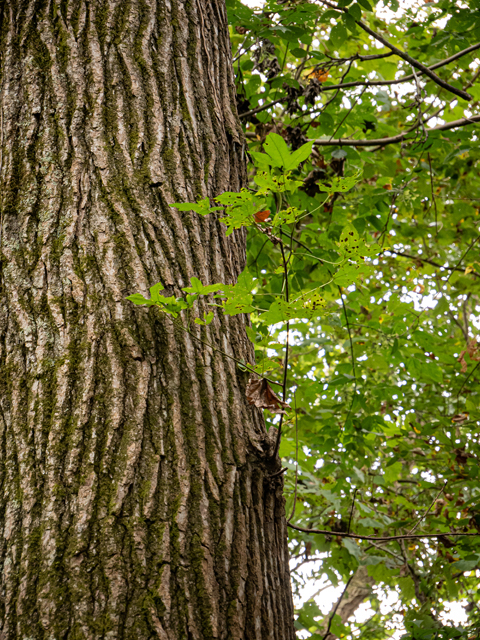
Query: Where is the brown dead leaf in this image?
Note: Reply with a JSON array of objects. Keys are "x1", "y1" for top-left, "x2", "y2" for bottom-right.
[
  {"x1": 467, "y1": 338, "x2": 480, "y2": 361},
  {"x1": 254, "y1": 209, "x2": 271, "y2": 223},
  {"x1": 458, "y1": 350, "x2": 468, "y2": 373},
  {"x1": 454, "y1": 446, "x2": 475, "y2": 464},
  {"x1": 246, "y1": 376, "x2": 290, "y2": 414},
  {"x1": 308, "y1": 68, "x2": 329, "y2": 82},
  {"x1": 451, "y1": 412, "x2": 469, "y2": 425}
]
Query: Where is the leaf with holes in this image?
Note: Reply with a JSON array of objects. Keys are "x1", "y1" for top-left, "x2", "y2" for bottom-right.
[
  {"x1": 170, "y1": 197, "x2": 221, "y2": 216},
  {"x1": 254, "y1": 169, "x2": 303, "y2": 195},
  {"x1": 318, "y1": 172, "x2": 361, "y2": 194}
]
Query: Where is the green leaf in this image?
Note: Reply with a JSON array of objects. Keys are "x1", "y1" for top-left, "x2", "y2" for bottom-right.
[
  {"x1": 272, "y1": 206, "x2": 301, "y2": 226},
  {"x1": 384, "y1": 461, "x2": 402, "y2": 483},
  {"x1": 126, "y1": 293, "x2": 151, "y2": 306},
  {"x1": 343, "y1": 538, "x2": 361, "y2": 559},
  {"x1": 182, "y1": 277, "x2": 223, "y2": 295},
  {"x1": 348, "y1": 3, "x2": 362, "y2": 20},
  {"x1": 149, "y1": 282, "x2": 165, "y2": 302},
  {"x1": 263, "y1": 132, "x2": 292, "y2": 168},
  {"x1": 170, "y1": 197, "x2": 220, "y2": 216},
  {"x1": 290, "y1": 47, "x2": 308, "y2": 58},
  {"x1": 250, "y1": 151, "x2": 282, "y2": 169},
  {"x1": 254, "y1": 169, "x2": 302, "y2": 194},
  {"x1": 452, "y1": 558, "x2": 480, "y2": 572},
  {"x1": 194, "y1": 311, "x2": 214, "y2": 326},
  {"x1": 329, "y1": 23, "x2": 347, "y2": 48},
  {"x1": 284, "y1": 141, "x2": 314, "y2": 171},
  {"x1": 337, "y1": 224, "x2": 361, "y2": 257},
  {"x1": 398, "y1": 577, "x2": 416, "y2": 600},
  {"x1": 318, "y1": 172, "x2": 361, "y2": 194},
  {"x1": 358, "y1": 517, "x2": 384, "y2": 528}
]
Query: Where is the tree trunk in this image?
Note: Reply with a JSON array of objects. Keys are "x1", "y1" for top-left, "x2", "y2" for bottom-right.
[
  {"x1": 0, "y1": 2, "x2": 295, "y2": 639},
  {"x1": 323, "y1": 566, "x2": 375, "y2": 640}
]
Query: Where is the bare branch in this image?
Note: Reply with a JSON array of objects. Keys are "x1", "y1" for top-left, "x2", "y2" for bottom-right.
[
  {"x1": 353, "y1": 20, "x2": 473, "y2": 100},
  {"x1": 238, "y1": 43, "x2": 480, "y2": 120},
  {"x1": 408, "y1": 481, "x2": 447, "y2": 534},
  {"x1": 308, "y1": 114, "x2": 480, "y2": 147},
  {"x1": 288, "y1": 522, "x2": 480, "y2": 542},
  {"x1": 315, "y1": 0, "x2": 474, "y2": 100},
  {"x1": 446, "y1": 234, "x2": 480, "y2": 282},
  {"x1": 322, "y1": 573, "x2": 355, "y2": 640},
  {"x1": 309, "y1": 43, "x2": 480, "y2": 93},
  {"x1": 385, "y1": 250, "x2": 480, "y2": 279}
]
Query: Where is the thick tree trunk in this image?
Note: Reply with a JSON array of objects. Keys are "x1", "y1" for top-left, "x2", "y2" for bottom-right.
[{"x1": 0, "y1": 2, "x2": 295, "y2": 639}]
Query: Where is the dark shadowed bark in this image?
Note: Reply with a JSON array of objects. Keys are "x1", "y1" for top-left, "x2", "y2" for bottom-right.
[{"x1": 0, "y1": 1, "x2": 295, "y2": 638}]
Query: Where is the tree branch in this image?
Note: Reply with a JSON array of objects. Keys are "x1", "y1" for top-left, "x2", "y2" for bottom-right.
[
  {"x1": 308, "y1": 43, "x2": 480, "y2": 94},
  {"x1": 238, "y1": 43, "x2": 480, "y2": 120},
  {"x1": 309, "y1": 114, "x2": 480, "y2": 147},
  {"x1": 239, "y1": 98, "x2": 284, "y2": 120},
  {"x1": 288, "y1": 522, "x2": 480, "y2": 542},
  {"x1": 384, "y1": 250, "x2": 480, "y2": 278},
  {"x1": 353, "y1": 19, "x2": 473, "y2": 101},
  {"x1": 315, "y1": 0, "x2": 474, "y2": 100},
  {"x1": 408, "y1": 481, "x2": 447, "y2": 534}
]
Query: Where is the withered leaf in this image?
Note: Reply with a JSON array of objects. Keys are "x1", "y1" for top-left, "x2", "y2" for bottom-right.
[
  {"x1": 246, "y1": 376, "x2": 290, "y2": 415},
  {"x1": 438, "y1": 534, "x2": 456, "y2": 549},
  {"x1": 458, "y1": 351, "x2": 468, "y2": 373},
  {"x1": 467, "y1": 338, "x2": 480, "y2": 361},
  {"x1": 254, "y1": 209, "x2": 271, "y2": 223}
]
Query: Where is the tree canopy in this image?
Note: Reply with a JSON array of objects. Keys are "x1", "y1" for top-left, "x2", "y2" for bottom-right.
[{"x1": 130, "y1": 0, "x2": 480, "y2": 637}]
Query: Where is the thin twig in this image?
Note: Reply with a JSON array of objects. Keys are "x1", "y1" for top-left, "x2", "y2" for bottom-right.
[
  {"x1": 287, "y1": 391, "x2": 299, "y2": 523},
  {"x1": 446, "y1": 234, "x2": 480, "y2": 282},
  {"x1": 239, "y1": 98, "x2": 284, "y2": 120},
  {"x1": 322, "y1": 573, "x2": 355, "y2": 640},
  {"x1": 366, "y1": 540, "x2": 404, "y2": 564},
  {"x1": 310, "y1": 114, "x2": 480, "y2": 147},
  {"x1": 456, "y1": 361, "x2": 480, "y2": 399},
  {"x1": 384, "y1": 250, "x2": 480, "y2": 278},
  {"x1": 408, "y1": 481, "x2": 447, "y2": 535},
  {"x1": 233, "y1": 39, "x2": 255, "y2": 64},
  {"x1": 328, "y1": 86, "x2": 366, "y2": 141},
  {"x1": 427, "y1": 153, "x2": 438, "y2": 233},
  {"x1": 347, "y1": 488, "x2": 358, "y2": 535},
  {"x1": 460, "y1": 579, "x2": 480, "y2": 616},
  {"x1": 273, "y1": 240, "x2": 291, "y2": 458},
  {"x1": 380, "y1": 193, "x2": 398, "y2": 247},
  {"x1": 339, "y1": 288, "x2": 357, "y2": 427},
  {"x1": 348, "y1": 11, "x2": 472, "y2": 100},
  {"x1": 244, "y1": 114, "x2": 480, "y2": 146}
]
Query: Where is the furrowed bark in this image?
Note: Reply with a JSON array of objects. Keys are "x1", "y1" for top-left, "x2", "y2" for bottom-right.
[{"x1": 0, "y1": 1, "x2": 295, "y2": 639}]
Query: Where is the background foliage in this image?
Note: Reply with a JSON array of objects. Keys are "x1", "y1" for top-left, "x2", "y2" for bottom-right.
[
  {"x1": 132, "y1": 0, "x2": 480, "y2": 637},
  {"x1": 227, "y1": 0, "x2": 480, "y2": 638}
]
